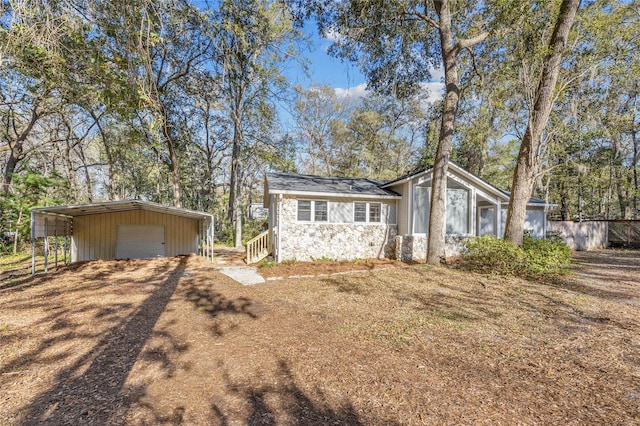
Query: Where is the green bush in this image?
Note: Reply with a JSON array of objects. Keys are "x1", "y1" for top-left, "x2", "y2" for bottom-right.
[
  {"x1": 462, "y1": 235, "x2": 527, "y2": 275},
  {"x1": 462, "y1": 235, "x2": 571, "y2": 278},
  {"x1": 522, "y1": 236, "x2": 572, "y2": 276},
  {"x1": 258, "y1": 259, "x2": 275, "y2": 268}
]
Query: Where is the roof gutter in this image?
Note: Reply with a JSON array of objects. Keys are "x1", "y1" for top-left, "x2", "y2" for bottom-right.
[{"x1": 268, "y1": 189, "x2": 402, "y2": 200}]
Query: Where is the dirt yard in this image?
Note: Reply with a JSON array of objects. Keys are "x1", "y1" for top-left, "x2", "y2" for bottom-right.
[{"x1": 1, "y1": 250, "x2": 639, "y2": 425}]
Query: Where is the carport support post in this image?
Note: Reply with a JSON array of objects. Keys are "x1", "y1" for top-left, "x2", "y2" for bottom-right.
[
  {"x1": 198, "y1": 220, "x2": 202, "y2": 257},
  {"x1": 31, "y1": 210, "x2": 36, "y2": 276},
  {"x1": 209, "y1": 219, "x2": 214, "y2": 262},
  {"x1": 44, "y1": 217, "x2": 49, "y2": 273},
  {"x1": 63, "y1": 233, "x2": 67, "y2": 265},
  {"x1": 54, "y1": 217, "x2": 58, "y2": 268}
]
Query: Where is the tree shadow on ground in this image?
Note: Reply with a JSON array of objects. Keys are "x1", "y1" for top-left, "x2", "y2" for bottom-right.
[
  {"x1": 177, "y1": 272, "x2": 262, "y2": 338},
  {"x1": 15, "y1": 257, "x2": 188, "y2": 425},
  {"x1": 213, "y1": 360, "x2": 366, "y2": 426}
]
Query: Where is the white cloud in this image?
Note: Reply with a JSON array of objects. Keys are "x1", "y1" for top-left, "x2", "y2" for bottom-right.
[
  {"x1": 331, "y1": 80, "x2": 444, "y2": 105},
  {"x1": 322, "y1": 27, "x2": 343, "y2": 42},
  {"x1": 429, "y1": 65, "x2": 445, "y2": 82},
  {"x1": 334, "y1": 83, "x2": 368, "y2": 100},
  {"x1": 420, "y1": 81, "x2": 445, "y2": 104}
]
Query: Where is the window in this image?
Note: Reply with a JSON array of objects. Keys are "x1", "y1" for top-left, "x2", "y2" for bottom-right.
[
  {"x1": 297, "y1": 200, "x2": 311, "y2": 221},
  {"x1": 297, "y1": 200, "x2": 328, "y2": 222},
  {"x1": 413, "y1": 185, "x2": 430, "y2": 234},
  {"x1": 354, "y1": 202, "x2": 385, "y2": 223},
  {"x1": 354, "y1": 203, "x2": 367, "y2": 222},
  {"x1": 314, "y1": 201, "x2": 328, "y2": 222},
  {"x1": 446, "y1": 187, "x2": 469, "y2": 234},
  {"x1": 369, "y1": 203, "x2": 381, "y2": 222}
]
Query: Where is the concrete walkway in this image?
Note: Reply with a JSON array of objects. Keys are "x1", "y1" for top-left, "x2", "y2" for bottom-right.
[{"x1": 216, "y1": 266, "x2": 265, "y2": 285}]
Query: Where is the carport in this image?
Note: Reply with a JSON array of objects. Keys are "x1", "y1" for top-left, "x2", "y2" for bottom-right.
[{"x1": 31, "y1": 200, "x2": 214, "y2": 275}]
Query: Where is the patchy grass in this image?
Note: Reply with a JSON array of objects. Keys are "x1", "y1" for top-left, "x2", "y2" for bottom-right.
[
  {"x1": 0, "y1": 253, "x2": 32, "y2": 269},
  {"x1": 0, "y1": 251, "x2": 638, "y2": 425},
  {"x1": 0, "y1": 252, "x2": 69, "y2": 280}
]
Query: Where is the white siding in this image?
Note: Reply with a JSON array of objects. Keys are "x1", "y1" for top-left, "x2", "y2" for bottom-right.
[
  {"x1": 329, "y1": 201, "x2": 354, "y2": 223},
  {"x1": 384, "y1": 202, "x2": 397, "y2": 225},
  {"x1": 525, "y1": 208, "x2": 546, "y2": 239},
  {"x1": 72, "y1": 210, "x2": 199, "y2": 262}
]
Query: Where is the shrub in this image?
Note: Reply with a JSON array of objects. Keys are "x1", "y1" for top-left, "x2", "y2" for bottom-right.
[
  {"x1": 522, "y1": 236, "x2": 572, "y2": 276},
  {"x1": 462, "y1": 235, "x2": 526, "y2": 276},
  {"x1": 310, "y1": 255, "x2": 336, "y2": 262},
  {"x1": 462, "y1": 235, "x2": 571, "y2": 278},
  {"x1": 258, "y1": 259, "x2": 276, "y2": 268}
]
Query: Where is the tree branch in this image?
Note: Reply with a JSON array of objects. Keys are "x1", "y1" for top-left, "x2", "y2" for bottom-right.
[{"x1": 452, "y1": 31, "x2": 489, "y2": 57}]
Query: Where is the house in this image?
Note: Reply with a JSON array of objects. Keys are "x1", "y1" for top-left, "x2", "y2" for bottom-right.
[
  {"x1": 261, "y1": 162, "x2": 552, "y2": 263},
  {"x1": 30, "y1": 200, "x2": 214, "y2": 274}
]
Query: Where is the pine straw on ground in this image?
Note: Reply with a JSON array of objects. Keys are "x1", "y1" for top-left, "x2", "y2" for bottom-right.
[
  {"x1": 258, "y1": 258, "x2": 407, "y2": 279},
  {"x1": 0, "y1": 251, "x2": 638, "y2": 425}
]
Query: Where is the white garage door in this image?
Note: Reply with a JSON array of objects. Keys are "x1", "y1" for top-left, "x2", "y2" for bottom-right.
[{"x1": 115, "y1": 225, "x2": 166, "y2": 259}]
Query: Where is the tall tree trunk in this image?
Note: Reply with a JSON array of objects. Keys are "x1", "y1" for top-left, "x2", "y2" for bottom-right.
[
  {"x1": 427, "y1": 1, "x2": 460, "y2": 265},
  {"x1": 425, "y1": 0, "x2": 488, "y2": 264},
  {"x1": 559, "y1": 177, "x2": 570, "y2": 220},
  {"x1": 426, "y1": 0, "x2": 459, "y2": 264},
  {"x1": 632, "y1": 89, "x2": 638, "y2": 219},
  {"x1": 633, "y1": 127, "x2": 638, "y2": 219},
  {"x1": 228, "y1": 110, "x2": 243, "y2": 248},
  {"x1": 504, "y1": 0, "x2": 580, "y2": 245},
  {"x1": 158, "y1": 104, "x2": 182, "y2": 208}
]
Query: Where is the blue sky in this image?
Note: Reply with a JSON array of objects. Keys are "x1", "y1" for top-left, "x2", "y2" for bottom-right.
[
  {"x1": 286, "y1": 20, "x2": 445, "y2": 102},
  {"x1": 285, "y1": 20, "x2": 370, "y2": 97}
]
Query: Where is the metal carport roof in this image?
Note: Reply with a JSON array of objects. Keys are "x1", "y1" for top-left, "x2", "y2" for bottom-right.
[
  {"x1": 32, "y1": 200, "x2": 214, "y2": 221},
  {"x1": 30, "y1": 200, "x2": 214, "y2": 274}
]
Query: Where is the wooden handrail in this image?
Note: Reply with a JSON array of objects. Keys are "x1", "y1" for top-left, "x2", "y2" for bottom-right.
[{"x1": 246, "y1": 229, "x2": 272, "y2": 264}]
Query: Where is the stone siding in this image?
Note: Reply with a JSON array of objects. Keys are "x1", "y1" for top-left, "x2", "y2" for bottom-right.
[
  {"x1": 395, "y1": 234, "x2": 469, "y2": 262},
  {"x1": 277, "y1": 197, "x2": 397, "y2": 261},
  {"x1": 395, "y1": 235, "x2": 427, "y2": 262}
]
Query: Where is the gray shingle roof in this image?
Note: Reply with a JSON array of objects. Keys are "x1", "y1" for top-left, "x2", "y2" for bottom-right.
[{"x1": 266, "y1": 172, "x2": 400, "y2": 197}]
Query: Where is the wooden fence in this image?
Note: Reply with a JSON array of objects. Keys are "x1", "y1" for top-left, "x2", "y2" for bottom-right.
[
  {"x1": 548, "y1": 220, "x2": 640, "y2": 250},
  {"x1": 608, "y1": 221, "x2": 640, "y2": 248}
]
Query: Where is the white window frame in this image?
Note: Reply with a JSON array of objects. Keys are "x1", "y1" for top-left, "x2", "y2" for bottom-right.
[
  {"x1": 369, "y1": 203, "x2": 381, "y2": 223},
  {"x1": 353, "y1": 201, "x2": 386, "y2": 224},
  {"x1": 354, "y1": 202, "x2": 367, "y2": 222},
  {"x1": 314, "y1": 200, "x2": 328, "y2": 222},
  {"x1": 297, "y1": 199, "x2": 329, "y2": 223},
  {"x1": 297, "y1": 200, "x2": 312, "y2": 221}
]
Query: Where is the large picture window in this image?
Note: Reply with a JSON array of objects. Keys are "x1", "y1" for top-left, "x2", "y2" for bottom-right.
[
  {"x1": 413, "y1": 181, "x2": 469, "y2": 235},
  {"x1": 413, "y1": 184, "x2": 430, "y2": 234},
  {"x1": 446, "y1": 187, "x2": 469, "y2": 234},
  {"x1": 297, "y1": 200, "x2": 328, "y2": 222}
]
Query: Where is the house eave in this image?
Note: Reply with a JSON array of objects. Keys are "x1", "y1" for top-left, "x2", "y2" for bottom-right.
[{"x1": 268, "y1": 189, "x2": 402, "y2": 200}]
